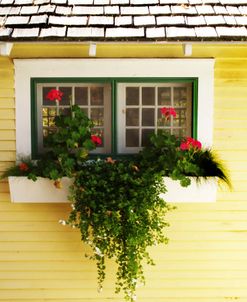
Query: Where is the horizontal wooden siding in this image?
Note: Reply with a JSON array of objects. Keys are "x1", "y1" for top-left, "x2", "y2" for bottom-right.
[{"x1": 0, "y1": 44, "x2": 247, "y2": 301}]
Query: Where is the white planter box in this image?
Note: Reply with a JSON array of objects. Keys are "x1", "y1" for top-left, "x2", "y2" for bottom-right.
[
  {"x1": 8, "y1": 177, "x2": 72, "y2": 203},
  {"x1": 8, "y1": 176, "x2": 218, "y2": 204},
  {"x1": 161, "y1": 177, "x2": 218, "y2": 203}
]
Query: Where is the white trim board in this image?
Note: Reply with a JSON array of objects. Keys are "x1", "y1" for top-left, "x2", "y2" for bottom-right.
[{"x1": 14, "y1": 58, "x2": 215, "y2": 158}]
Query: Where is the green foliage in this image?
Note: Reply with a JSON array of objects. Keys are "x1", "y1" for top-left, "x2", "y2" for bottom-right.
[
  {"x1": 67, "y1": 159, "x2": 172, "y2": 301},
  {"x1": 44, "y1": 105, "x2": 96, "y2": 177},
  {"x1": 138, "y1": 131, "x2": 230, "y2": 187},
  {"x1": 1, "y1": 105, "x2": 96, "y2": 181}
]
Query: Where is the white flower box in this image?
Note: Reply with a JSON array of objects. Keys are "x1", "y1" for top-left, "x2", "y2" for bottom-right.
[
  {"x1": 161, "y1": 177, "x2": 218, "y2": 203},
  {"x1": 8, "y1": 176, "x2": 72, "y2": 203},
  {"x1": 8, "y1": 176, "x2": 218, "y2": 204}
]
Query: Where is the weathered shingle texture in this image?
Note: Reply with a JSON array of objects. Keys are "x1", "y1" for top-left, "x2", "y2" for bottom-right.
[{"x1": 1, "y1": 0, "x2": 247, "y2": 41}]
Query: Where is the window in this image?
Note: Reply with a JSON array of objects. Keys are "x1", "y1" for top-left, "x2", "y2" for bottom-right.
[
  {"x1": 36, "y1": 83, "x2": 111, "y2": 154},
  {"x1": 14, "y1": 59, "x2": 214, "y2": 159},
  {"x1": 117, "y1": 82, "x2": 192, "y2": 153},
  {"x1": 33, "y1": 80, "x2": 193, "y2": 156}
]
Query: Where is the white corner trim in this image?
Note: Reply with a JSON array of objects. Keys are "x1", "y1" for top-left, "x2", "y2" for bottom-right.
[{"x1": 14, "y1": 58, "x2": 215, "y2": 157}]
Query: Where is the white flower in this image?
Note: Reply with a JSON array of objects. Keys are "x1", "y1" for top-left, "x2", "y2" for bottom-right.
[
  {"x1": 95, "y1": 247, "x2": 104, "y2": 257},
  {"x1": 58, "y1": 219, "x2": 66, "y2": 226}
]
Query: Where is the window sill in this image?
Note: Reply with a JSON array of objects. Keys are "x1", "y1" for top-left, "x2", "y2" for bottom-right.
[{"x1": 8, "y1": 176, "x2": 217, "y2": 204}]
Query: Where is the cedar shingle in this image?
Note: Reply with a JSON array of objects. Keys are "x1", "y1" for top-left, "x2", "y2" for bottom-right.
[
  {"x1": 166, "y1": 26, "x2": 196, "y2": 37},
  {"x1": 12, "y1": 27, "x2": 39, "y2": 37},
  {"x1": 104, "y1": 6, "x2": 120, "y2": 15},
  {"x1": 5, "y1": 16, "x2": 29, "y2": 25},
  {"x1": 106, "y1": 27, "x2": 144, "y2": 37},
  {"x1": 115, "y1": 16, "x2": 132, "y2": 26},
  {"x1": 40, "y1": 26, "x2": 66, "y2": 37},
  {"x1": 49, "y1": 16, "x2": 88, "y2": 26},
  {"x1": 67, "y1": 26, "x2": 104, "y2": 37},
  {"x1": 20, "y1": 6, "x2": 39, "y2": 15},
  {"x1": 157, "y1": 16, "x2": 185, "y2": 25},
  {"x1": 72, "y1": 6, "x2": 104, "y2": 15},
  {"x1": 149, "y1": 5, "x2": 171, "y2": 15},
  {"x1": 146, "y1": 26, "x2": 165, "y2": 37},
  {"x1": 205, "y1": 15, "x2": 226, "y2": 25},
  {"x1": 195, "y1": 26, "x2": 217, "y2": 37},
  {"x1": 121, "y1": 6, "x2": 149, "y2": 15},
  {"x1": 134, "y1": 15, "x2": 156, "y2": 26},
  {"x1": 89, "y1": 16, "x2": 114, "y2": 25},
  {"x1": 30, "y1": 15, "x2": 48, "y2": 24}
]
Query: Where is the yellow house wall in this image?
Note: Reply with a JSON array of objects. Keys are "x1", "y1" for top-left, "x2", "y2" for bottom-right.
[{"x1": 0, "y1": 43, "x2": 247, "y2": 302}]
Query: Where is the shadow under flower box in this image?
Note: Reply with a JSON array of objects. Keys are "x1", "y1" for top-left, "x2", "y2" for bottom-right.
[
  {"x1": 162, "y1": 177, "x2": 218, "y2": 203},
  {"x1": 8, "y1": 176, "x2": 72, "y2": 203}
]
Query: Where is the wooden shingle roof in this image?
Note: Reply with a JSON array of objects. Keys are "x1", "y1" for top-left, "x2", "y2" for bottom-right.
[{"x1": 1, "y1": 0, "x2": 247, "y2": 41}]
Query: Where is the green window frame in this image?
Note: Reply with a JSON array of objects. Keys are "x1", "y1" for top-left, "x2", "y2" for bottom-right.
[{"x1": 31, "y1": 77, "x2": 198, "y2": 158}]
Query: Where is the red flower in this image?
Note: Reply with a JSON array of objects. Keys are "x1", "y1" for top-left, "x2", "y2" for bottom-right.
[
  {"x1": 19, "y1": 162, "x2": 29, "y2": 171},
  {"x1": 160, "y1": 107, "x2": 177, "y2": 118},
  {"x1": 91, "y1": 135, "x2": 102, "y2": 146},
  {"x1": 180, "y1": 137, "x2": 202, "y2": 151},
  {"x1": 46, "y1": 89, "x2": 63, "y2": 102}
]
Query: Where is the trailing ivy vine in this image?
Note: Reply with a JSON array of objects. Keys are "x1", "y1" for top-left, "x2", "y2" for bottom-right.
[{"x1": 67, "y1": 158, "x2": 172, "y2": 301}]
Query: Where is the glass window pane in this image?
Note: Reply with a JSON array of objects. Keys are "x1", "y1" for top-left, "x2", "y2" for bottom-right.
[
  {"x1": 157, "y1": 128, "x2": 171, "y2": 135},
  {"x1": 126, "y1": 87, "x2": 139, "y2": 105},
  {"x1": 42, "y1": 108, "x2": 56, "y2": 127},
  {"x1": 141, "y1": 129, "x2": 155, "y2": 147},
  {"x1": 82, "y1": 108, "x2": 88, "y2": 116},
  {"x1": 173, "y1": 109, "x2": 187, "y2": 128},
  {"x1": 142, "y1": 87, "x2": 155, "y2": 105},
  {"x1": 126, "y1": 108, "x2": 139, "y2": 126},
  {"x1": 43, "y1": 87, "x2": 56, "y2": 106},
  {"x1": 126, "y1": 129, "x2": 139, "y2": 147},
  {"x1": 59, "y1": 107, "x2": 71, "y2": 116},
  {"x1": 91, "y1": 108, "x2": 104, "y2": 127},
  {"x1": 59, "y1": 87, "x2": 72, "y2": 106},
  {"x1": 142, "y1": 108, "x2": 155, "y2": 126},
  {"x1": 75, "y1": 87, "x2": 88, "y2": 105},
  {"x1": 174, "y1": 87, "x2": 188, "y2": 107},
  {"x1": 158, "y1": 87, "x2": 171, "y2": 106},
  {"x1": 173, "y1": 128, "x2": 187, "y2": 137},
  {"x1": 91, "y1": 87, "x2": 104, "y2": 106}
]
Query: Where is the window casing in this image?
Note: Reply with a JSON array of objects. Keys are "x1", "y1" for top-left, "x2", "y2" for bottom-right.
[
  {"x1": 14, "y1": 59, "x2": 214, "y2": 159},
  {"x1": 34, "y1": 80, "x2": 194, "y2": 156}
]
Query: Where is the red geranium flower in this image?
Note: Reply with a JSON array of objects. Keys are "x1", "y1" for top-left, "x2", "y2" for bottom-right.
[
  {"x1": 91, "y1": 135, "x2": 102, "y2": 146},
  {"x1": 160, "y1": 107, "x2": 177, "y2": 118},
  {"x1": 19, "y1": 162, "x2": 29, "y2": 171},
  {"x1": 180, "y1": 137, "x2": 202, "y2": 151},
  {"x1": 46, "y1": 89, "x2": 63, "y2": 102}
]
